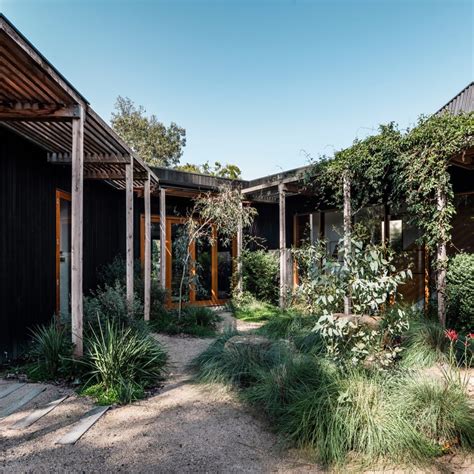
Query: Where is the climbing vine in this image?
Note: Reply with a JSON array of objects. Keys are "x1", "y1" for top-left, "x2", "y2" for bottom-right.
[{"x1": 303, "y1": 111, "x2": 474, "y2": 324}]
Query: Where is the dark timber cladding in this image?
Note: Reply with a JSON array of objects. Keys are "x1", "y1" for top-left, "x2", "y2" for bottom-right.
[
  {"x1": 0, "y1": 14, "x2": 159, "y2": 357},
  {"x1": 0, "y1": 126, "x2": 126, "y2": 356}
]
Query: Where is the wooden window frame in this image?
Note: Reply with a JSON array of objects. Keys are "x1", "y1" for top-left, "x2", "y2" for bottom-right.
[
  {"x1": 140, "y1": 214, "x2": 234, "y2": 308},
  {"x1": 55, "y1": 189, "x2": 71, "y2": 319}
]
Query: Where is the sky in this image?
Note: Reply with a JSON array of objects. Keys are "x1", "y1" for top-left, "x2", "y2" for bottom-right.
[{"x1": 1, "y1": 0, "x2": 473, "y2": 179}]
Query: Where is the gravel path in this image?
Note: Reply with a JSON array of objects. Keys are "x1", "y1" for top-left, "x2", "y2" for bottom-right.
[{"x1": 0, "y1": 314, "x2": 316, "y2": 473}]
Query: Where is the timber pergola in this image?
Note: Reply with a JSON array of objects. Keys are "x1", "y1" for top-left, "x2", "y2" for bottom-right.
[
  {"x1": 241, "y1": 166, "x2": 310, "y2": 307},
  {"x1": 0, "y1": 14, "x2": 159, "y2": 355}
]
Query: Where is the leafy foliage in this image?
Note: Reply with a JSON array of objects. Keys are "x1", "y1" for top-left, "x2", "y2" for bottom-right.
[
  {"x1": 27, "y1": 322, "x2": 73, "y2": 380},
  {"x1": 111, "y1": 96, "x2": 186, "y2": 167},
  {"x1": 176, "y1": 161, "x2": 242, "y2": 179},
  {"x1": 150, "y1": 305, "x2": 220, "y2": 337},
  {"x1": 446, "y1": 252, "x2": 474, "y2": 331},
  {"x1": 240, "y1": 250, "x2": 279, "y2": 304},
  {"x1": 174, "y1": 184, "x2": 257, "y2": 315},
  {"x1": 82, "y1": 319, "x2": 167, "y2": 404}
]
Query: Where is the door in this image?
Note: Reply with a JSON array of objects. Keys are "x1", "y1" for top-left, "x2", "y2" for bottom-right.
[{"x1": 56, "y1": 190, "x2": 71, "y2": 318}]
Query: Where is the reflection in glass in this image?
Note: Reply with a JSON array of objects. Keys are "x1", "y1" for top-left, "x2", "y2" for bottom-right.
[
  {"x1": 195, "y1": 227, "x2": 212, "y2": 301},
  {"x1": 218, "y1": 237, "x2": 232, "y2": 299}
]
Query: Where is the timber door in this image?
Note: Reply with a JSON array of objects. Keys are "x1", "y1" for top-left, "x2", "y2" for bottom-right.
[{"x1": 56, "y1": 190, "x2": 71, "y2": 318}]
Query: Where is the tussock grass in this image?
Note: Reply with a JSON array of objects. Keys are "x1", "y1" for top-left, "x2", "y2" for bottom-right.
[
  {"x1": 402, "y1": 318, "x2": 450, "y2": 368},
  {"x1": 192, "y1": 330, "x2": 473, "y2": 467}
]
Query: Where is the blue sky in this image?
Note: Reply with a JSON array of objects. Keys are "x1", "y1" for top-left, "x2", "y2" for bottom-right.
[{"x1": 1, "y1": 0, "x2": 473, "y2": 178}]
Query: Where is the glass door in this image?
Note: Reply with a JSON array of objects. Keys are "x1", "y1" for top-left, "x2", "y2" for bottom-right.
[{"x1": 56, "y1": 190, "x2": 71, "y2": 318}]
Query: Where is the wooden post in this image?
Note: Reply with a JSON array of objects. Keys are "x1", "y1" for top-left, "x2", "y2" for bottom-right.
[
  {"x1": 436, "y1": 189, "x2": 447, "y2": 327},
  {"x1": 126, "y1": 161, "x2": 134, "y2": 307},
  {"x1": 144, "y1": 174, "x2": 151, "y2": 321},
  {"x1": 159, "y1": 187, "x2": 167, "y2": 290},
  {"x1": 279, "y1": 183, "x2": 286, "y2": 308},
  {"x1": 343, "y1": 172, "x2": 351, "y2": 316},
  {"x1": 71, "y1": 105, "x2": 84, "y2": 357},
  {"x1": 236, "y1": 200, "x2": 243, "y2": 294}
]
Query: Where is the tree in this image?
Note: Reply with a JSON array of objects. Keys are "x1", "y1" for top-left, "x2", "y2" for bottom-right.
[
  {"x1": 111, "y1": 96, "x2": 186, "y2": 167},
  {"x1": 176, "y1": 161, "x2": 242, "y2": 179},
  {"x1": 174, "y1": 185, "x2": 256, "y2": 317}
]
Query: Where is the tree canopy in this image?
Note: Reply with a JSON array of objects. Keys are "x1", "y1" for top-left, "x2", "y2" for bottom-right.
[
  {"x1": 111, "y1": 96, "x2": 186, "y2": 167},
  {"x1": 176, "y1": 161, "x2": 242, "y2": 179}
]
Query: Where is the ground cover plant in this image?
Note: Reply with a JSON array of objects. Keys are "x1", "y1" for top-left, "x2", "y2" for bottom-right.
[{"x1": 229, "y1": 292, "x2": 283, "y2": 322}]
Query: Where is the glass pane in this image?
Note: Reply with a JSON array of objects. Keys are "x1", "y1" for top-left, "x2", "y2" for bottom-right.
[
  {"x1": 59, "y1": 198, "x2": 71, "y2": 317},
  {"x1": 150, "y1": 221, "x2": 161, "y2": 284},
  {"x1": 324, "y1": 210, "x2": 343, "y2": 257},
  {"x1": 171, "y1": 223, "x2": 189, "y2": 302},
  {"x1": 217, "y1": 237, "x2": 232, "y2": 300},
  {"x1": 354, "y1": 206, "x2": 384, "y2": 244},
  {"x1": 195, "y1": 227, "x2": 212, "y2": 301}
]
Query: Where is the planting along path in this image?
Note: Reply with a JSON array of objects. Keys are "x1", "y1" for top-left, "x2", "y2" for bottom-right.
[{"x1": 0, "y1": 313, "x2": 315, "y2": 473}]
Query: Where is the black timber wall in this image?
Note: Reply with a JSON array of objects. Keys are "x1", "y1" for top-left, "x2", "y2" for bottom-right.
[{"x1": 0, "y1": 126, "x2": 126, "y2": 357}]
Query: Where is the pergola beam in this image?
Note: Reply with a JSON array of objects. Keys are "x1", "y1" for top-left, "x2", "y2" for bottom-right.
[
  {"x1": 0, "y1": 101, "x2": 81, "y2": 120},
  {"x1": 48, "y1": 152, "x2": 130, "y2": 164}
]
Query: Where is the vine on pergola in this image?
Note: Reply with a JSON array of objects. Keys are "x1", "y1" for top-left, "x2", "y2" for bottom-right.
[{"x1": 304, "y1": 111, "x2": 474, "y2": 325}]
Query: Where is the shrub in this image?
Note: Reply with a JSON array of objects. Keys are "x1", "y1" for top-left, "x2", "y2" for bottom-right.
[
  {"x1": 150, "y1": 305, "x2": 220, "y2": 337},
  {"x1": 84, "y1": 281, "x2": 144, "y2": 330},
  {"x1": 240, "y1": 249, "x2": 279, "y2": 304},
  {"x1": 447, "y1": 253, "x2": 474, "y2": 331},
  {"x1": 28, "y1": 322, "x2": 73, "y2": 380},
  {"x1": 82, "y1": 319, "x2": 167, "y2": 404}
]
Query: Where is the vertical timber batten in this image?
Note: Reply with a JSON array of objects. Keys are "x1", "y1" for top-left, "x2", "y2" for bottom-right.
[
  {"x1": 144, "y1": 174, "x2": 151, "y2": 320},
  {"x1": 279, "y1": 183, "x2": 286, "y2": 308},
  {"x1": 126, "y1": 161, "x2": 134, "y2": 307},
  {"x1": 71, "y1": 105, "x2": 84, "y2": 357},
  {"x1": 159, "y1": 188, "x2": 167, "y2": 290}
]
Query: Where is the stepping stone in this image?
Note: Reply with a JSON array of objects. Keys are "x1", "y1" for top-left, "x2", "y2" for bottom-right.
[
  {"x1": 0, "y1": 383, "x2": 25, "y2": 399},
  {"x1": 11, "y1": 395, "x2": 69, "y2": 429},
  {"x1": 0, "y1": 385, "x2": 46, "y2": 419},
  {"x1": 56, "y1": 406, "x2": 109, "y2": 445}
]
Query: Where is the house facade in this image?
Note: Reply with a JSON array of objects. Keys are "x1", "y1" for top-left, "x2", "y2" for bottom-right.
[{"x1": 1, "y1": 15, "x2": 472, "y2": 358}]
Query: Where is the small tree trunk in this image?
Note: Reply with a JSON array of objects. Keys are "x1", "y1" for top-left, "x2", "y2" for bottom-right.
[
  {"x1": 343, "y1": 172, "x2": 352, "y2": 316},
  {"x1": 436, "y1": 189, "x2": 447, "y2": 327}
]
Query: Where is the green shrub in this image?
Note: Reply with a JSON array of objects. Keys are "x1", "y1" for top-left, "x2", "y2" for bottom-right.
[
  {"x1": 393, "y1": 374, "x2": 474, "y2": 448},
  {"x1": 447, "y1": 253, "x2": 474, "y2": 331},
  {"x1": 241, "y1": 249, "x2": 279, "y2": 304},
  {"x1": 82, "y1": 319, "x2": 167, "y2": 404},
  {"x1": 84, "y1": 281, "x2": 144, "y2": 330},
  {"x1": 28, "y1": 322, "x2": 73, "y2": 380},
  {"x1": 150, "y1": 305, "x2": 220, "y2": 337}
]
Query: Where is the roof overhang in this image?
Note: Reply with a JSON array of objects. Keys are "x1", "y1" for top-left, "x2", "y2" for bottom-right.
[{"x1": 0, "y1": 14, "x2": 158, "y2": 189}]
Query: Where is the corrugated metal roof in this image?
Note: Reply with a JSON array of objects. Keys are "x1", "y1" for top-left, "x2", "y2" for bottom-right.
[{"x1": 437, "y1": 81, "x2": 474, "y2": 114}]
